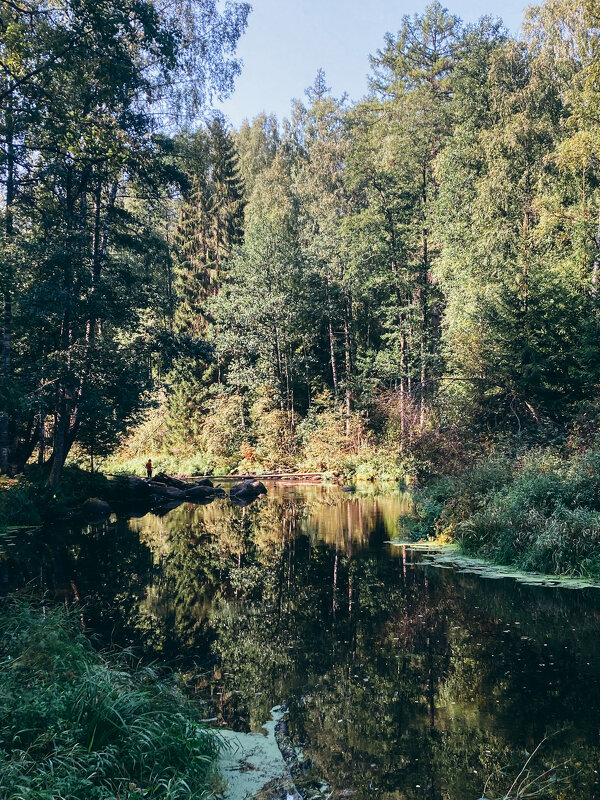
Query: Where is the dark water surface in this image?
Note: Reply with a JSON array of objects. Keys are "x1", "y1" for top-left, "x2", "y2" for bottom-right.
[{"x1": 4, "y1": 483, "x2": 600, "y2": 799}]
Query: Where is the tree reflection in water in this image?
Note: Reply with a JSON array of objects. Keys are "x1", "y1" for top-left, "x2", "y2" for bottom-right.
[{"x1": 3, "y1": 484, "x2": 600, "y2": 799}]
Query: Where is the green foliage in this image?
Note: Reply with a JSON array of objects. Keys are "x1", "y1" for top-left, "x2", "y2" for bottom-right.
[
  {"x1": 0, "y1": 476, "x2": 44, "y2": 527},
  {"x1": 0, "y1": 466, "x2": 111, "y2": 529},
  {"x1": 409, "y1": 445, "x2": 600, "y2": 577},
  {"x1": 5, "y1": 0, "x2": 597, "y2": 502},
  {"x1": 0, "y1": 0, "x2": 249, "y2": 484},
  {"x1": 0, "y1": 600, "x2": 219, "y2": 800}
]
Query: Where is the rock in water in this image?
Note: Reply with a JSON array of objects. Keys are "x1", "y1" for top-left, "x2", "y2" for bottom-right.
[
  {"x1": 81, "y1": 499, "x2": 112, "y2": 518},
  {"x1": 184, "y1": 485, "x2": 216, "y2": 502},
  {"x1": 153, "y1": 472, "x2": 189, "y2": 490},
  {"x1": 147, "y1": 484, "x2": 185, "y2": 499},
  {"x1": 230, "y1": 479, "x2": 267, "y2": 498},
  {"x1": 194, "y1": 477, "x2": 214, "y2": 488},
  {"x1": 229, "y1": 479, "x2": 268, "y2": 506}
]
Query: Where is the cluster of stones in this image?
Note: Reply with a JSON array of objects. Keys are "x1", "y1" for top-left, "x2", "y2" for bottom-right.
[{"x1": 80, "y1": 474, "x2": 268, "y2": 519}]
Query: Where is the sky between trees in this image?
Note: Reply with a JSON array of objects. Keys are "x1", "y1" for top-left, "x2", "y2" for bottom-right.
[{"x1": 217, "y1": 0, "x2": 528, "y2": 125}]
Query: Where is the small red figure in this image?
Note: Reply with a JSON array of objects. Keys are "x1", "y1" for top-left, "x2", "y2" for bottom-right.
[{"x1": 145, "y1": 459, "x2": 153, "y2": 478}]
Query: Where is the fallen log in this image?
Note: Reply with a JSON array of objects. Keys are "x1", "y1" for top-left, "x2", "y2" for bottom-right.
[{"x1": 189, "y1": 473, "x2": 326, "y2": 481}]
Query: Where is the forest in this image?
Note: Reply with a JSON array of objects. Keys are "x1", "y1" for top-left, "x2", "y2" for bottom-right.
[
  {"x1": 1, "y1": 0, "x2": 600, "y2": 544},
  {"x1": 1, "y1": 0, "x2": 600, "y2": 487}
]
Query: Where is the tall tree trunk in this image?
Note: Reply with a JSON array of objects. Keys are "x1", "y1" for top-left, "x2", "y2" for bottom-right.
[
  {"x1": 0, "y1": 107, "x2": 15, "y2": 475},
  {"x1": 592, "y1": 208, "x2": 600, "y2": 289},
  {"x1": 328, "y1": 319, "x2": 338, "y2": 396},
  {"x1": 273, "y1": 324, "x2": 285, "y2": 411},
  {"x1": 0, "y1": 294, "x2": 11, "y2": 475},
  {"x1": 399, "y1": 331, "x2": 406, "y2": 449},
  {"x1": 67, "y1": 177, "x2": 119, "y2": 464},
  {"x1": 38, "y1": 400, "x2": 46, "y2": 466},
  {"x1": 419, "y1": 163, "x2": 429, "y2": 433},
  {"x1": 50, "y1": 170, "x2": 75, "y2": 489},
  {"x1": 343, "y1": 292, "x2": 352, "y2": 438},
  {"x1": 522, "y1": 172, "x2": 532, "y2": 315},
  {"x1": 15, "y1": 412, "x2": 38, "y2": 473},
  {"x1": 303, "y1": 344, "x2": 311, "y2": 409},
  {"x1": 326, "y1": 281, "x2": 338, "y2": 396}
]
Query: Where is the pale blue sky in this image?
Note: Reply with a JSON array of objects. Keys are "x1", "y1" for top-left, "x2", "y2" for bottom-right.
[{"x1": 217, "y1": 0, "x2": 528, "y2": 127}]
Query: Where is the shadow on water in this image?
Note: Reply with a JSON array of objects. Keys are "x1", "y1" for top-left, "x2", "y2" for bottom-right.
[{"x1": 2, "y1": 484, "x2": 600, "y2": 799}]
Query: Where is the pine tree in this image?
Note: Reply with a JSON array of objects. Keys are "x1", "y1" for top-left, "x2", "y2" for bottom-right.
[{"x1": 174, "y1": 118, "x2": 245, "y2": 334}]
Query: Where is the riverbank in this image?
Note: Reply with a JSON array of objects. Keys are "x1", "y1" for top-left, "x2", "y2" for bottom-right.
[
  {"x1": 0, "y1": 466, "x2": 271, "y2": 532},
  {"x1": 405, "y1": 445, "x2": 600, "y2": 579},
  {"x1": 0, "y1": 600, "x2": 220, "y2": 800},
  {"x1": 2, "y1": 482, "x2": 600, "y2": 798},
  {"x1": 0, "y1": 466, "x2": 112, "y2": 530},
  {"x1": 6, "y1": 442, "x2": 600, "y2": 581}
]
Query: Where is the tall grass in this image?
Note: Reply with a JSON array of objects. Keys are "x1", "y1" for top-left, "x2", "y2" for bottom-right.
[
  {"x1": 0, "y1": 600, "x2": 220, "y2": 799},
  {"x1": 408, "y1": 447, "x2": 600, "y2": 578}
]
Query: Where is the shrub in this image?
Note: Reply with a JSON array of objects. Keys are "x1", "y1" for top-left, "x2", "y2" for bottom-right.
[
  {"x1": 0, "y1": 477, "x2": 43, "y2": 528},
  {"x1": 0, "y1": 466, "x2": 113, "y2": 530},
  {"x1": 299, "y1": 402, "x2": 368, "y2": 473},
  {"x1": 409, "y1": 444, "x2": 600, "y2": 578}
]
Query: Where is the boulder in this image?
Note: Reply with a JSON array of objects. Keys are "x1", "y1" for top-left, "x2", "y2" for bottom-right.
[
  {"x1": 153, "y1": 472, "x2": 189, "y2": 490},
  {"x1": 229, "y1": 479, "x2": 267, "y2": 502},
  {"x1": 184, "y1": 485, "x2": 216, "y2": 502},
  {"x1": 194, "y1": 477, "x2": 214, "y2": 488},
  {"x1": 128, "y1": 475, "x2": 152, "y2": 494},
  {"x1": 81, "y1": 498, "x2": 112, "y2": 518},
  {"x1": 147, "y1": 484, "x2": 185, "y2": 499},
  {"x1": 106, "y1": 475, "x2": 150, "y2": 499}
]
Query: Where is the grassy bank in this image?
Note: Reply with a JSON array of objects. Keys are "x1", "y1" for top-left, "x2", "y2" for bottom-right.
[
  {"x1": 0, "y1": 466, "x2": 112, "y2": 530},
  {"x1": 100, "y1": 446, "x2": 408, "y2": 484},
  {"x1": 0, "y1": 600, "x2": 219, "y2": 800},
  {"x1": 406, "y1": 446, "x2": 600, "y2": 578}
]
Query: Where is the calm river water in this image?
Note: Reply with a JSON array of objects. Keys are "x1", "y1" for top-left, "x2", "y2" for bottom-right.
[{"x1": 4, "y1": 483, "x2": 600, "y2": 799}]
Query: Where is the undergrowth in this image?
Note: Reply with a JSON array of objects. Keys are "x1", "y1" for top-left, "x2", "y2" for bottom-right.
[
  {"x1": 406, "y1": 447, "x2": 600, "y2": 578},
  {"x1": 0, "y1": 600, "x2": 220, "y2": 799},
  {"x1": 0, "y1": 466, "x2": 111, "y2": 531}
]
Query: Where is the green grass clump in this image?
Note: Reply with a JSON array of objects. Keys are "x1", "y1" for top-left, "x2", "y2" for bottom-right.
[
  {"x1": 405, "y1": 456, "x2": 514, "y2": 541},
  {"x1": 407, "y1": 446, "x2": 600, "y2": 578},
  {"x1": 0, "y1": 476, "x2": 44, "y2": 528},
  {"x1": 0, "y1": 600, "x2": 220, "y2": 799}
]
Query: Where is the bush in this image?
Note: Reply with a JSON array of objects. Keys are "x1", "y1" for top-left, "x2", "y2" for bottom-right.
[
  {"x1": 406, "y1": 456, "x2": 514, "y2": 540},
  {"x1": 0, "y1": 476, "x2": 43, "y2": 528},
  {"x1": 298, "y1": 401, "x2": 368, "y2": 473},
  {"x1": 0, "y1": 600, "x2": 219, "y2": 800},
  {"x1": 408, "y1": 445, "x2": 600, "y2": 578},
  {"x1": 0, "y1": 465, "x2": 113, "y2": 530}
]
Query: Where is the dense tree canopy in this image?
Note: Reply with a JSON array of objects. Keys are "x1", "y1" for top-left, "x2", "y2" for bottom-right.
[
  {"x1": 0, "y1": 0, "x2": 249, "y2": 482},
  {"x1": 2, "y1": 0, "x2": 600, "y2": 482}
]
